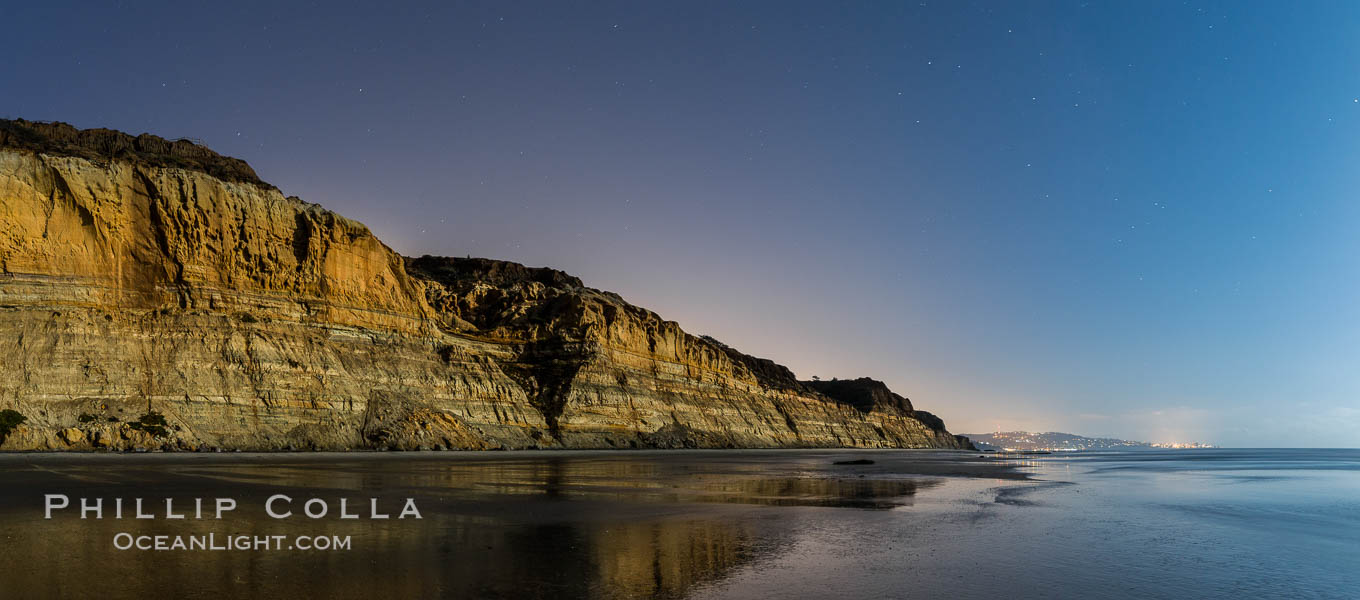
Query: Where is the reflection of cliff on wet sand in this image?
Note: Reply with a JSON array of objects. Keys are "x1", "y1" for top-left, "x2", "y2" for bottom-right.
[
  {"x1": 0, "y1": 450, "x2": 1012, "y2": 598},
  {"x1": 439, "y1": 455, "x2": 940, "y2": 509},
  {"x1": 0, "y1": 505, "x2": 761, "y2": 599}
]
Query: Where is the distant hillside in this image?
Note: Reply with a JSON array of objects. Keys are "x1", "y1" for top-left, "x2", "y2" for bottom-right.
[
  {"x1": 965, "y1": 431, "x2": 1216, "y2": 451},
  {"x1": 965, "y1": 431, "x2": 1154, "y2": 451}
]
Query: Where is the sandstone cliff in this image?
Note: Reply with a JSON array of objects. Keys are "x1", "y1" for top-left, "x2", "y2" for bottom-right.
[{"x1": 0, "y1": 119, "x2": 973, "y2": 451}]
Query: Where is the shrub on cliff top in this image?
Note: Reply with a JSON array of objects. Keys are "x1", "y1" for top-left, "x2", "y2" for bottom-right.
[{"x1": 0, "y1": 409, "x2": 26, "y2": 442}]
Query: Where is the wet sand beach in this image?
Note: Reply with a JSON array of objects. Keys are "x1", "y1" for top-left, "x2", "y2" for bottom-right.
[{"x1": 0, "y1": 449, "x2": 1355, "y2": 599}]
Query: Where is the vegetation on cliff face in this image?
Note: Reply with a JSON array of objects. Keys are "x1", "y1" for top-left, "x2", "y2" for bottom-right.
[
  {"x1": 0, "y1": 409, "x2": 25, "y2": 444},
  {"x1": 126, "y1": 411, "x2": 171, "y2": 437},
  {"x1": 0, "y1": 120, "x2": 973, "y2": 452}
]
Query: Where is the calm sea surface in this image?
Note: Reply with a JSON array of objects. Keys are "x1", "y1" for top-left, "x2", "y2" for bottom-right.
[{"x1": 0, "y1": 448, "x2": 1355, "y2": 599}]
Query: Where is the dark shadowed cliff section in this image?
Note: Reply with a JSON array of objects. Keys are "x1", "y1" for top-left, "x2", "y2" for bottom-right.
[
  {"x1": 805, "y1": 378, "x2": 967, "y2": 445},
  {"x1": 805, "y1": 377, "x2": 915, "y2": 413},
  {"x1": 0, "y1": 119, "x2": 973, "y2": 451}
]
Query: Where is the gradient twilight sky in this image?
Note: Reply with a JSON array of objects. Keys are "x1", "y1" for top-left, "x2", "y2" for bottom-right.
[{"x1": 5, "y1": 1, "x2": 1359, "y2": 446}]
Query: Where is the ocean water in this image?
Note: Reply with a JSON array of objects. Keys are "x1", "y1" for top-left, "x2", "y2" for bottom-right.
[
  {"x1": 696, "y1": 449, "x2": 1360, "y2": 599},
  {"x1": 0, "y1": 448, "x2": 1355, "y2": 599}
]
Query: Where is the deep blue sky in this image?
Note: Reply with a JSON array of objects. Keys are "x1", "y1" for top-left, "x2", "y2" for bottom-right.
[{"x1": 5, "y1": 1, "x2": 1359, "y2": 446}]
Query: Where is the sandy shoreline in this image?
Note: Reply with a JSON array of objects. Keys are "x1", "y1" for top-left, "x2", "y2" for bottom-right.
[{"x1": 0, "y1": 447, "x2": 1029, "y2": 479}]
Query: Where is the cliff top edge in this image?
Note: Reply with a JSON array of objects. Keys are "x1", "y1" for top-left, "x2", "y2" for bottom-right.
[{"x1": 0, "y1": 118, "x2": 273, "y2": 189}]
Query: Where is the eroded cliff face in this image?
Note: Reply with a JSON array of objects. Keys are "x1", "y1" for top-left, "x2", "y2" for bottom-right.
[{"x1": 0, "y1": 119, "x2": 972, "y2": 451}]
